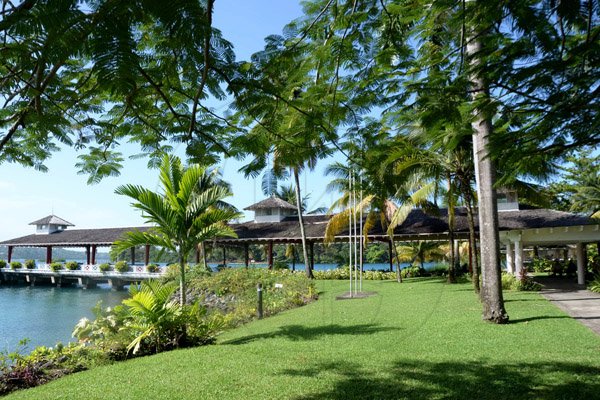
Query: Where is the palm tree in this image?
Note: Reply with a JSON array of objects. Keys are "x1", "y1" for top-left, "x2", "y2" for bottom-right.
[
  {"x1": 396, "y1": 241, "x2": 447, "y2": 268},
  {"x1": 114, "y1": 155, "x2": 241, "y2": 306}
]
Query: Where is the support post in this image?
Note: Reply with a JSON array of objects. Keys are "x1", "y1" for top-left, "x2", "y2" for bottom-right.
[
  {"x1": 267, "y1": 242, "x2": 273, "y2": 270},
  {"x1": 257, "y1": 283, "x2": 263, "y2": 319},
  {"x1": 576, "y1": 243, "x2": 586, "y2": 285},
  {"x1": 145, "y1": 245, "x2": 150, "y2": 266},
  {"x1": 244, "y1": 243, "x2": 249, "y2": 268},
  {"x1": 195, "y1": 246, "x2": 200, "y2": 264},
  {"x1": 46, "y1": 246, "x2": 52, "y2": 264},
  {"x1": 130, "y1": 247, "x2": 136, "y2": 265},
  {"x1": 222, "y1": 246, "x2": 227, "y2": 267},
  {"x1": 7, "y1": 246, "x2": 13, "y2": 263},
  {"x1": 91, "y1": 245, "x2": 97, "y2": 265},
  {"x1": 388, "y1": 240, "x2": 394, "y2": 272},
  {"x1": 310, "y1": 242, "x2": 315, "y2": 272},
  {"x1": 86, "y1": 245, "x2": 91, "y2": 265},
  {"x1": 505, "y1": 241, "x2": 514, "y2": 274},
  {"x1": 515, "y1": 240, "x2": 523, "y2": 279}
]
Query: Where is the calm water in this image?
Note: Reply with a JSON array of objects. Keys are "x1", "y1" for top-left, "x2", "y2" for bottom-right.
[{"x1": 0, "y1": 285, "x2": 127, "y2": 353}]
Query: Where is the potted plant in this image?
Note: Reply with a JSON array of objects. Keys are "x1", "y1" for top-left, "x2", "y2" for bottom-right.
[
  {"x1": 49, "y1": 262, "x2": 63, "y2": 272},
  {"x1": 24, "y1": 259, "x2": 36, "y2": 269},
  {"x1": 146, "y1": 263, "x2": 159, "y2": 273},
  {"x1": 99, "y1": 263, "x2": 111, "y2": 273},
  {"x1": 10, "y1": 261, "x2": 22, "y2": 270},
  {"x1": 65, "y1": 261, "x2": 80, "y2": 271},
  {"x1": 114, "y1": 261, "x2": 129, "y2": 273},
  {"x1": 0, "y1": 260, "x2": 8, "y2": 269}
]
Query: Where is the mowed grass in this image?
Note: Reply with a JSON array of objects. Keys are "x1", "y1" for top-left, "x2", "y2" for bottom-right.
[{"x1": 7, "y1": 279, "x2": 600, "y2": 399}]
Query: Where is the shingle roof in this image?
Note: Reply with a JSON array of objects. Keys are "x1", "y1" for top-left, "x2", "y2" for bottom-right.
[
  {"x1": 244, "y1": 196, "x2": 297, "y2": 211},
  {"x1": 2, "y1": 207, "x2": 598, "y2": 247},
  {"x1": 28, "y1": 215, "x2": 74, "y2": 226},
  {"x1": 1, "y1": 226, "x2": 153, "y2": 247}
]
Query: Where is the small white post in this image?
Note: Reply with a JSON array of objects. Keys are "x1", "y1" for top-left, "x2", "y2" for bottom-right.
[
  {"x1": 506, "y1": 241, "x2": 514, "y2": 274},
  {"x1": 576, "y1": 243, "x2": 585, "y2": 285}
]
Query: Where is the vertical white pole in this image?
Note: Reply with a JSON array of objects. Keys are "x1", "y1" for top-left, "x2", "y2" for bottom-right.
[
  {"x1": 515, "y1": 239, "x2": 523, "y2": 279},
  {"x1": 348, "y1": 170, "x2": 352, "y2": 297},
  {"x1": 576, "y1": 243, "x2": 585, "y2": 285},
  {"x1": 359, "y1": 175, "x2": 363, "y2": 293},
  {"x1": 353, "y1": 172, "x2": 357, "y2": 295}
]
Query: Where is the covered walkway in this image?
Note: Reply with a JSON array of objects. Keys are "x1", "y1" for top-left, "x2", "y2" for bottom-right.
[{"x1": 536, "y1": 276, "x2": 600, "y2": 335}]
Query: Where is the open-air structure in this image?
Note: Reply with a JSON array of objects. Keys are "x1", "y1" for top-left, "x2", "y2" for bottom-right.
[{"x1": 1, "y1": 192, "x2": 599, "y2": 287}]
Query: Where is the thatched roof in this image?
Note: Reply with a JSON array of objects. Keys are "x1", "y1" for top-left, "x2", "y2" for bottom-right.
[
  {"x1": 29, "y1": 215, "x2": 74, "y2": 226},
  {"x1": 244, "y1": 196, "x2": 297, "y2": 211}
]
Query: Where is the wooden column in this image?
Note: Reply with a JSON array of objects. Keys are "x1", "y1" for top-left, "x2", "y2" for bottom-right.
[
  {"x1": 309, "y1": 241, "x2": 315, "y2": 272},
  {"x1": 86, "y1": 245, "x2": 91, "y2": 265},
  {"x1": 91, "y1": 245, "x2": 97, "y2": 265},
  {"x1": 267, "y1": 242, "x2": 273, "y2": 270},
  {"x1": 130, "y1": 247, "x2": 136, "y2": 265},
  {"x1": 196, "y1": 245, "x2": 200, "y2": 264},
  {"x1": 145, "y1": 244, "x2": 150, "y2": 265},
  {"x1": 388, "y1": 240, "x2": 394, "y2": 272},
  {"x1": 46, "y1": 246, "x2": 52, "y2": 264},
  {"x1": 244, "y1": 243, "x2": 249, "y2": 268},
  {"x1": 7, "y1": 246, "x2": 13, "y2": 263},
  {"x1": 222, "y1": 246, "x2": 227, "y2": 267}
]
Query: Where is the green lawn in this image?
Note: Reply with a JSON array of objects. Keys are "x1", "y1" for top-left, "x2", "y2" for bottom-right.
[{"x1": 7, "y1": 279, "x2": 600, "y2": 399}]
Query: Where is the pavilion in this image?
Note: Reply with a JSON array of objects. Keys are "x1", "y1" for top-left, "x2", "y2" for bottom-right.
[{"x1": 1, "y1": 194, "x2": 599, "y2": 283}]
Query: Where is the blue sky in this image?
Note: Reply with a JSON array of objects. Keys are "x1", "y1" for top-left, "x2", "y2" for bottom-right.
[{"x1": 0, "y1": 1, "x2": 341, "y2": 241}]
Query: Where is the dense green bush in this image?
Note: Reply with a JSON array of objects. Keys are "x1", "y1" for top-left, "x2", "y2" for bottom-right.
[
  {"x1": 588, "y1": 276, "x2": 600, "y2": 293},
  {"x1": 429, "y1": 264, "x2": 449, "y2": 276},
  {"x1": 49, "y1": 262, "x2": 63, "y2": 272},
  {"x1": 0, "y1": 260, "x2": 6, "y2": 268},
  {"x1": 65, "y1": 261, "x2": 79, "y2": 271},
  {"x1": 10, "y1": 261, "x2": 22, "y2": 270},
  {"x1": 272, "y1": 261, "x2": 289, "y2": 270},
  {"x1": 313, "y1": 266, "x2": 397, "y2": 281},
  {"x1": 24, "y1": 259, "x2": 36, "y2": 269},
  {"x1": 146, "y1": 263, "x2": 159, "y2": 273},
  {"x1": 532, "y1": 258, "x2": 552, "y2": 273},
  {"x1": 98, "y1": 263, "x2": 111, "y2": 272},
  {"x1": 501, "y1": 273, "x2": 542, "y2": 291},
  {"x1": 401, "y1": 265, "x2": 426, "y2": 278},
  {"x1": 114, "y1": 261, "x2": 129, "y2": 273}
]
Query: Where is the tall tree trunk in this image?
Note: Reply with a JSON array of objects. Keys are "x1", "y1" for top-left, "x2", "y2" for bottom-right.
[
  {"x1": 293, "y1": 167, "x2": 314, "y2": 279},
  {"x1": 392, "y1": 237, "x2": 403, "y2": 283},
  {"x1": 467, "y1": 30, "x2": 508, "y2": 323}
]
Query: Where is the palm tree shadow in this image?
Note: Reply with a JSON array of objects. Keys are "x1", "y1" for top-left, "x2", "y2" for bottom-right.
[
  {"x1": 281, "y1": 359, "x2": 600, "y2": 400},
  {"x1": 510, "y1": 315, "x2": 571, "y2": 323},
  {"x1": 221, "y1": 324, "x2": 397, "y2": 345}
]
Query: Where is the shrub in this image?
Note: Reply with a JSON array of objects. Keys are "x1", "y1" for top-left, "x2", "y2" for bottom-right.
[
  {"x1": 49, "y1": 262, "x2": 63, "y2": 272},
  {"x1": 429, "y1": 264, "x2": 449, "y2": 276},
  {"x1": 588, "y1": 276, "x2": 600, "y2": 293},
  {"x1": 272, "y1": 261, "x2": 289, "y2": 270},
  {"x1": 502, "y1": 273, "x2": 542, "y2": 291},
  {"x1": 532, "y1": 258, "x2": 552, "y2": 273},
  {"x1": 0, "y1": 260, "x2": 6, "y2": 268},
  {"x1": 114, "y1": 261, "x2": 129, "y2": 273},
  {"x1": 401, "y1": 265, "x2": 426, "y2": 278},
  {"x1": 146, "y1": 263, "x2": 159, "y2": 273},
  {"x1": 98, "y1": 263, "x2": 111, "y2": 273},
  {"x1": 10, "y1": 261, "x2": 22, "y2": 270},
  {"x1": 24, "y1": 259, "x2": 36, "y2": 269},
  {"x1": 65, "y1": 261, "x2": 79, "y2": 271}
]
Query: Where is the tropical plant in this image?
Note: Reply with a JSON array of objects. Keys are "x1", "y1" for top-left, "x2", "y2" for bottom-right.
[
  {"x1": 10, "y1": 261, "x2": 22, "y2": 270},
  {"x1": 65, "y1": 261, "x2": 79, "y2": 271},
  {"x1": 114, "y1": 155, "x2": 241, "y2": 306},
  {"x1": 0, "y1": 260, "x2": 6, "y2": 269},
  {"x1": 395, "y1": 241, "x2": 447, "y2": 268},
  {"x1": 589, "y1": 276, "x2": 600, "y2": 294},
  {"x1": 49, "y1": 262, "x2": 63, "y2": 272},
  {"x1": 98, "y1": 263, "x2": 111, "y2": 273},
  {"x1": 146, "y1": 264, "x2": 160, "y2": 273},
  {"x1": 114, "y1": 261, "x2": 129, "y2": 273},
  {"x1": 24, "y1": 260, "x2": 36, "y2": 269}
]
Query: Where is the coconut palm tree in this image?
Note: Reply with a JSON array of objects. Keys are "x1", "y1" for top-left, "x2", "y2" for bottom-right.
[{"x1": 114, "y1": 154, "x2": 241, "y2": 306}]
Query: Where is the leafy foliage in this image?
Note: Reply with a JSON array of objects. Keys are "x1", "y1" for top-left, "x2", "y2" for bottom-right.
[
  {"x1": 24, "y1": 259, "x2": 36, "y2": 269},
  {"x1": 65, "y1": 261, "x2": 79, "y2": 271},
  {"x1": 114, "y1": 261, "x2": 129, "y2": 273}
]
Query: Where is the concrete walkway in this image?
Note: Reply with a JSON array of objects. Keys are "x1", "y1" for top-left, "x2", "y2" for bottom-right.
[{"x1": 536, "y1": 276, "x2": 600, "y2": 335}]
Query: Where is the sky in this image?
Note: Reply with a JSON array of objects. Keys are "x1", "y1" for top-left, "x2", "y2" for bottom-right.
[{"x1": 0, "y1": 1, "x2": 341, "y2": 242}]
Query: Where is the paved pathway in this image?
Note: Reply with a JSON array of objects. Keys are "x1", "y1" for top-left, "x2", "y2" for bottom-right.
[{"x1": 536, "y1": 276, "x2": 600, "y2": 335}]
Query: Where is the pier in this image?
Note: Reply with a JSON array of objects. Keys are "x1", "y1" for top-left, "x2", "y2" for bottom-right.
[{"x1": 0, "y1": 265, "x2": 164, "y2": 290}]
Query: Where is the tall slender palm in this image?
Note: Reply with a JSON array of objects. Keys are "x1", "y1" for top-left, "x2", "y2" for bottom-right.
[{"x1": 114, "y1": 155, "x2": 241, "y2": 306}]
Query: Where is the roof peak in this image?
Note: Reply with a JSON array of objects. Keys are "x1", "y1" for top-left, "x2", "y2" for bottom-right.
[
  {"x1": 244, "y1": 196, "x2": 297, "y2": 211},
  {"x1": 29, "y1": 215, "x2": 75, "y2": 226}
]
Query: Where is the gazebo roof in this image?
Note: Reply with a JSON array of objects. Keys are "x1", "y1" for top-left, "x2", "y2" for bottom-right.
[
  {"x1": 244, "y1": 195, "x2": 297, "y2": 211},
  {"x1": 29, "y1": 215, "x2": 74, "y2": 226},
  {"x1": 0, "y1": 226, "x2": 152, "y2": 247}
]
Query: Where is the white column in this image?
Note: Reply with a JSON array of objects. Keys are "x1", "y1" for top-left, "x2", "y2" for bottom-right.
[
  {"x1": 515, "y1": 240, "x2": 523, "y2": 278},
  {"x1": 576, "y1": 243, "x2": 585, "y2": 285},
  {"x1": 506, "y1": 241, "x2": 514, "y2": 274}
]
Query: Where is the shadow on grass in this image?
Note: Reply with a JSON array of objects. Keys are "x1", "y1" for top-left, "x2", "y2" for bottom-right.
[
  {"x1": 510, "y1": 315, "x2": 571, "y2": 323},
  {"x1": 283, "y1": 359, "x2": 600, "y2": 400},
  {"x1": 222, "y1": 324, "x2": 396, "y2": 345}
]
